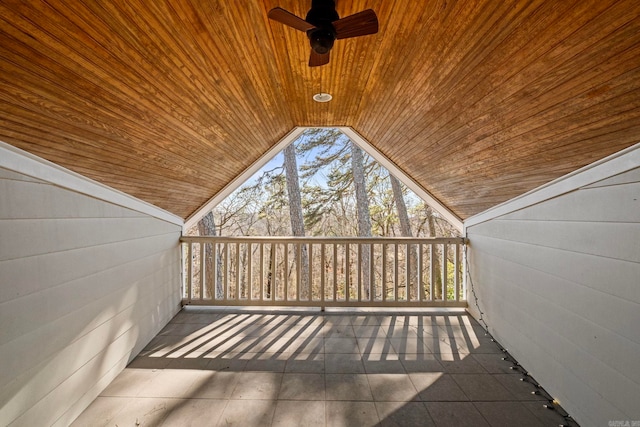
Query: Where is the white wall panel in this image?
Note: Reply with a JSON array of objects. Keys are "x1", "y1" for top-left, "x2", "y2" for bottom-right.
[
  {"x1": 0, "y1": 154, "x2": 183, "y2": 427},
  {"x1": 466, "y1": 156, "x2": 640, "y2": 427}
]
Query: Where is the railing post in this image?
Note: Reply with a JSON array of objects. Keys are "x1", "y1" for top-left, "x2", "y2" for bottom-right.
[
  {"x1": 187, "y1": 242, "x2": 193, "y2": 303},
  {"x1": 454, "y1": 242, "x2": 460, "y2": 302}
]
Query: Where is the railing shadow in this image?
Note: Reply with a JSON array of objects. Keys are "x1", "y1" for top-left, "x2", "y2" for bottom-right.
[{"x1": 82, "y1": 308, "x2": 567, "y2": 426}]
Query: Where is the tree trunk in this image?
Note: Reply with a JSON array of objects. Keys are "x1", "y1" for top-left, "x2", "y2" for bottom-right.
[
  {"x1": 283, "y1": 143, "x2": 310, "y2": 299},
  {"x1": 390, "y1": 174, "x2": 418, "y2": 299},
  {"x1": 426, "y1": 208, "x2": 443, "y2": 300},
  {"x1": 197, "y1": 211, "x2": 223, "y2": 299},
  {"x1": 351, "y1": 142, "x2": 372, "y2": 299}
]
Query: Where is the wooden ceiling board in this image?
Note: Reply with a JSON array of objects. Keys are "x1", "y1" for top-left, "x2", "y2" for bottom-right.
[{"x1": 1, "y1": 0, "x2": 639, "y2": 220}]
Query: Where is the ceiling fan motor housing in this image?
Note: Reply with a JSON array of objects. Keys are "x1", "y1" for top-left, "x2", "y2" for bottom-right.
[{"x1": 306, "y1": 0, "x2": 339, "y2": 54}]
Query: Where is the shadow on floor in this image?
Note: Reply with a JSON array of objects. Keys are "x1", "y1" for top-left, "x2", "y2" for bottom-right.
[{"x1": 73, "y1": 308, "x2": 577, "y2": 427}]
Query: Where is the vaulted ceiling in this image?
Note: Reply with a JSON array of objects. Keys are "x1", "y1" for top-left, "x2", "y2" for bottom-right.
[{"x1": 1, "y1": 1, "x2": 639, "y2": 221}]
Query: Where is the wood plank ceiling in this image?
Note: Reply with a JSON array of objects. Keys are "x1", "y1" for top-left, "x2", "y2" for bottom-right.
[{"x1": 1, "y1": 0, "x2": 639, "y2": 220}]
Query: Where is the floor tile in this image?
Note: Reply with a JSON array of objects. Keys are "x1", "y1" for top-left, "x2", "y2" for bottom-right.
[
  {"x1": 135, "y1": 369, "x2": 206, "y2": 398},
  {"x1": 287, "y1": 336, "x2": 324, "y2": 355},
  {"x1": 471, "y1": 353, "x2": 515, "y2": 374},
  {"x1": 389, "y1": 337, "x2": 431, "y2": 354},
  {"x1": 325, "y1": 373, "x2": 373, "y2": 401},
  {"x1": 474, "y1": 401, "x2": 545, "y2": 427},
  {"x1": 324, "y1": 337, "x2": 360, "y2": 353},
  {"x1": 278, "y1": 373, "x2": 325, "y2": 400},
  {"x1": 230, "y1": 372, "x2": 283, "y2": 400},
  {"x1": 375, "y1": 401, "x2": 435, "y2": 427},
  {"x1": 325, "y1": 401, "x2": 380, "y2": 427},
  {"x1": 70, "y1": 397, "x2": 129, "y2": 427},
  {"x1": 160, "y1": 398, "x2": 227, "y2": 426},
  {"x1": 324, "y1": 352, "x2": 365, "y2": 373},
  {"x1": 99, "y1": 368, "x2": 156, "y2": 397},
  {"x1": 437, "y1": 354, "x2": 487, "y2": 373},
  {"x1": 353, "y1": 324, "x2": 387, "y2": 338},
  {"x1": 357, "y1": 337, "x2": 396, "y2": 354},
  {"x1": 364, "y1": 358, "x2": 407, "y2": 374},
  {"x1": 425, "y1": 401, "x2": 490, "y2": 427},
  {"x1": 492, "y1": 374, "x2": 549, "y2": 401},
  {"x1": 409, "y1": 373, "x2": 469, "y2": 401},
  {"x1": 520, "y1": 401, "x2": 573, "y2": 426},
  {"x1": 185, "y1": 371, "x2": 241, "y2": 399},
  {"x1": 272, "y1": 400, "x2": 325, "y2": 427},
  {"x1": 284, "y1": 353, "x2": 325, "y2": 373},
  {"x1": 451, "y1": 374, "x2": 515, "y2": 401},
  {"x1": 75, "y1": 310, "x2": 570, "y2": 427},
  {"x1": 368, "y1": 373, "x2": 419, "y2": 401},
  {"x1": 216, "y1": 399, "x2": 276, "y2": 427},
  {"x1": 205, "y1": 352, "x2": 249, "y2": 371},
  {"x1": 104, "y1": 397, "x2": 173, "y2": 427},
  {"x1": 322, "y1": 323, "x2": 355, "y2": 338},
  {"x1": 243, "y1": 352, "x2": 288, "y2": 372},
  {"x1": 400, "y1": 354, "x2": 444, "y2": 373}
]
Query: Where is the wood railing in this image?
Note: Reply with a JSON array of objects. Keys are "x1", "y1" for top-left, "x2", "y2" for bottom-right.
[{"x1": 180, "y1": 236, "x2": 467, "y2": 308}]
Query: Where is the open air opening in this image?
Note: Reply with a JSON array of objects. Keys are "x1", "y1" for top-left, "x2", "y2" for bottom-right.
[{"x1": 180, "y1": 128, "x2": 466, "y2": 309}]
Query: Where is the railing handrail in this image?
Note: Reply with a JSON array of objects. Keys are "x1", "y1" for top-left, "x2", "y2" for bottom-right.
[{"x1": 181, "y1": 236, "x2": 465, "y2": 244}]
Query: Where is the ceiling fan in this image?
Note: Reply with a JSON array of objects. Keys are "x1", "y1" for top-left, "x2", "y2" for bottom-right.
[{"x1": 268, "y1": 0, "x2": 379, "y2": 67}]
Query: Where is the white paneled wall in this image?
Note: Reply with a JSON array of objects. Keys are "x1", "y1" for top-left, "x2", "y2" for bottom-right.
[
  {"x1": 465, "y1": 146, "x2": 640, "y2": 427},
  {"x1": 0, "y1": 144, "x2": 183, "y2": 426}
]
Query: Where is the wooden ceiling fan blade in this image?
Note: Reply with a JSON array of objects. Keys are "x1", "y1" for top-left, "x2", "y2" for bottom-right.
[
  {"x1": 309, "y1": 49, "x2": 330, "y2": 67},
  {"x1": 268, "y1": 7, "x2": 316, "y2": 32},
  {"x1": 333, "y1": 9, "x2": 378, "y2": 40}
]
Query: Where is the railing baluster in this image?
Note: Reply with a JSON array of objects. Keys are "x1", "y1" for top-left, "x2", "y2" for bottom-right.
[
  {"x1": 429, "y1": 243, "x2": 435, "y2": 301},
  {"x1": 260, "y1": 242, "x2": 264, "y2": 303},
  {"x1": 284, "y1": 243, "x2": 288, "y2": 302},
  {"x1": 247, "y1": 243, "x2": 253, "y2": 301},
  {"x1": 333, "y1": 243, "x2": 338, "y2": 303},
  {"x1": 394, "y1": 243, "x2": 399, "y2": 302},
  {"x1": 382, "y1": 243, "x2": 387, "y2": 302},
  {"x1": 441, "y1": 243, "x2": 448, "y2": 301},
  {"x1": 198, "y1": 242, "x2": 204, "y2": 302},
  {"x1": 224, "y1": 243, "x2": 229, "y2": 301},
  {"x1": 296, "y1": 242, "x2": 301, "y2": 302},
  {"x1": 178, "y1": 236, "x2": 466, "y2": 308},
  {"x1": 357, "y1": 243, "x2": 362, "y2": 302},
  {"x1": 454, "y1": 243, "x2": 460, "y2": 302},
  {"x1": 345, "y1": 243, "x2": 350, "y2": 302},
  {"x1": 320, "y1": 243, "x2": 325, "y2": 306},
  {"x1": 369, "y1": 243, "x2": 374, "y2": 302},
  {"x1": 405, "y1": 243, "x2": 410, "y2": 302},
  {"x1": 270, "y1": 242, "x2": 276, "y2": 300},
  {"x1": 308, "y1": 243, "x2": 313, "y2": 302}
]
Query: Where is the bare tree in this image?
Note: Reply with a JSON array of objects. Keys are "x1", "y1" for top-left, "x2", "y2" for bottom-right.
[
  {"x1": 351, "y1": 142, "x2": 372, "y2": 298},
  {"x1": 197, "y1": 211, "x2": 223, "y2": 299},
  {"x1": 390, "y1": 174, "x2": 419, "y2": 298},
  {"x1": 283, "y1": 143, "x2": 310, "y2": 299}
]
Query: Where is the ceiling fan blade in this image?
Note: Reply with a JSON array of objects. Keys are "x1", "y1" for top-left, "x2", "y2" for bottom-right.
[
  {"x1": 333, "y1": 9, "x2": 379, "y2": 40},
  {"x1": 268, "y1": 7, "x2": 316, "y2": 32},
  {"x1": 309, "y1": 49, "x2": 330, "y2": 67}
]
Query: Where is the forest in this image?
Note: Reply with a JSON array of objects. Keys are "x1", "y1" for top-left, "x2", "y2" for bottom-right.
[
  {"x1": 188, "y1": 128, "x2": 459, "y2": 240},
  {"x1": 183, "y1": 128, "x2": 463, "y2": 304}
]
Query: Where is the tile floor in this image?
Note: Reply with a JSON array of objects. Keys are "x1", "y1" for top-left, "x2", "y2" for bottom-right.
[{"x1": 73, "y1": 308, "x2": 576, "y2": 426}]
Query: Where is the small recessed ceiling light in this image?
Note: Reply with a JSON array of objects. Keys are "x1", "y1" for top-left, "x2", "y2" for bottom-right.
[{"x1": 313, "y1": 93, "x2": 332, "y2": 102}]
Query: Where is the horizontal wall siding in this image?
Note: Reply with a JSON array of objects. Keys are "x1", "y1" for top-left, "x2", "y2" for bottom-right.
[
  {"x1": 0, "y1": 167, "x2": 182, "y2": 426},
  {"x1": 466, "y1": 166, "x2": 640, "y2": 427}
]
